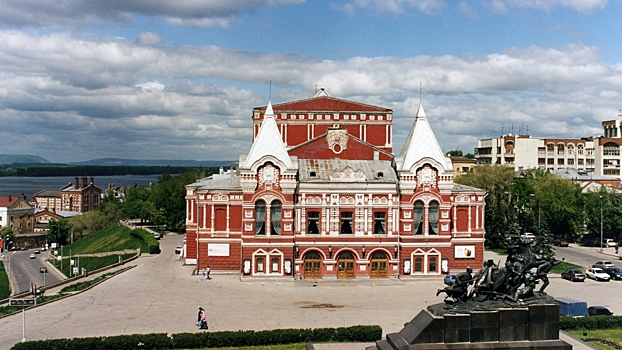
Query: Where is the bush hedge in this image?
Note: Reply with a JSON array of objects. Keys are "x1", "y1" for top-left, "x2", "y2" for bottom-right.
[
  {"x1": 10, "y1": 325, "x2": 382, "y2": 350},
  {"x1": 560, "y1": 315, "x2": 622, "y2": 330},
  {"x1": 130, "y1": 228, "x2": 161, "y2": 254}
]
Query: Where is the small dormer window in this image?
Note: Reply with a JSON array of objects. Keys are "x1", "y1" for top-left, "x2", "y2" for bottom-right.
[
  {"x1": 377, "y1": 172, "x2": 384, "y2": 178},
  {"x1": 310, "y1": 171, "x2": 317, "y2": 177}
]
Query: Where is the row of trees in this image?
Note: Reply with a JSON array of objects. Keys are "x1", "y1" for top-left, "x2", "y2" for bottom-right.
[{"x1": 456, "y1": 165, "x2": 622, "y2": 248}]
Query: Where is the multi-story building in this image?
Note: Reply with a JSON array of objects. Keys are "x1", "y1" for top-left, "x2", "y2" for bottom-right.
[
  {"x1": 185, "y1": 91, "x2": 486, "y2": 279},
  {"x1": 32, "y1": 189, "x2": 62, "y2": 211},
  {"x1": 0, "y1": 195, "x2": 35, "y2": 234},
  {"x1": 59, "y1": 177, "x2": 102, "y2": 212},
  {"x1": 475, "y1": 135, "x2": 596, "y2": 173}
]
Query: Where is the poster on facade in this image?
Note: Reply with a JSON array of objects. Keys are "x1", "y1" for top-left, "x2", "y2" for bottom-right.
[
  {"x1": 454, "y1": 245, "x2": 475, "y2": 258},
  {"x1": 208, "y1": 243, "x2": 230, "y2": 256}
]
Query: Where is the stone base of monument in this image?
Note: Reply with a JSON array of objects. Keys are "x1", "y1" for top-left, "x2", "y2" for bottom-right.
[{"x1": 367, "y1": 296, "x2": 571, "y2": 350}]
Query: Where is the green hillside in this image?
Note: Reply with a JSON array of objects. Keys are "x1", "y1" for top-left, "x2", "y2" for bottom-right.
[
  {"x1": 60, "y1": 224, "x2": 157, "y2": 254},
  {"x1": 0, "y1": 154, "x2": 49, "y2": 164}
]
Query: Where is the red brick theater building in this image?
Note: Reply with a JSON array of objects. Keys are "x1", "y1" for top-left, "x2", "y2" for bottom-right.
[{"x1": 185, "y1": 91, "x2": 486, "y2": 279}]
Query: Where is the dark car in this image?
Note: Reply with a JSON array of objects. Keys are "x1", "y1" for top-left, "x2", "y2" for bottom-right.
[
  {"x1": 604, "y1": 267, "x2": 622, "y2": 280},
  {"x1": 553, "y1": 239, "x2": 569, "y2": 247},
  {"x1": 588, "y1": 306, "x2": 613, "y2": 316},
  {"x1": 561, "y1": 269, "x2": 585, "y2": 282},
  {"x1": 20, "y1": 246, "x2": 28, "y2": 251},
  {"x1": 444, "y1": 274, "x2": 457, "y2": 285}
]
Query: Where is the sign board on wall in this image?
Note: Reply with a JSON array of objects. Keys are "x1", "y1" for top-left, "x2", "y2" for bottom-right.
[
  {"x1": 454, "y1": 245, "x2": 476, "y2": 259},
  {"x1": 208, "y1": 243, "x2": 230, "y2": 256}
]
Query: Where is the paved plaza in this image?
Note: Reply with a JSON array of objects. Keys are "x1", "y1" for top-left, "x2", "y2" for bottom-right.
[{"x1": 0, "y1": 234, "x2": 599, "y2": 349}]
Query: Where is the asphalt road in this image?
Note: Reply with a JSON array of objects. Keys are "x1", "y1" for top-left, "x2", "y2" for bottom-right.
[
  {"x1": 2, "y1": 249, "x2": 62, "y2": 294},
  {"x1": 553, "y1": 244, "x2": 620, "y2": 269}
]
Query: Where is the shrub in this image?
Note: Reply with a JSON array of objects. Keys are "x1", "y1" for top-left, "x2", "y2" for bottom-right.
[{"x1": 560, "y1": 315, "x2": 622, "y2": 330}]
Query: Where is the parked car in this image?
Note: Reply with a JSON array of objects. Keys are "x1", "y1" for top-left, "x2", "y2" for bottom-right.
[
  {"x1": 29, "y1": 253, "x2": 36, "y2": 259},
  {"x1": 34, "y1": 249, "x2": 40, "y2": 254},
  {"x1": 152, "y1": 233, "x2": 161, "y2": 240},
  {"x1": 561, "y1": 269, "x2": 585, "y2": 282},
  {"x1": 20, "y1": 246, "x2": 28, "y2": 251},
  {"x1": 444, "y1": 274, "x2": 457, "y2": 285},
  {"x1": 605, "y1": 239, "x2": 618, "y2": 247},
  {"x1": 40, "y1": 246, "x2": 47, "y2": 251},
  {"x1": 174, "y1": 246, "x2": 183, "y2": 254},
  {"x1": 603, "y1": 267, "x2": 622, "y2": 280},
  {"x1": 588, "y1": 306, "x2": 613, "y2": 316},
  {"x1": 521, "y1": 232, "x2": 536, "y2": 239},
  {"x1": 553, "y1": 239, "x2": 569, "y2": 247},
  {"x1": 593, "y1": 261, "x2": 615, "y2": 269},
  {"x1": 585, "y1": 268, "x2": 611, "y2": 281},
  {"x1": 40, "y1": 266, "x2": 48, "y2": 273}
]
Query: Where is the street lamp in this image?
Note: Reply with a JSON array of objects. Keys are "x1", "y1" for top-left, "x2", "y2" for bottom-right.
[{"x1": 600, "y1": 195, "x2": 603, "y2": 249}]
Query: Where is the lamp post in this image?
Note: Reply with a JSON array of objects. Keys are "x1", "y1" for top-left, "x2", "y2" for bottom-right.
[{"x1": 600, "y1": 195, "x2": 603, "y2": 249}]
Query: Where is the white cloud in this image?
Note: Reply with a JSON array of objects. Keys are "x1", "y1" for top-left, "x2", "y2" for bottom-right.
[
  {"x1": 335, "y1": 0, "x2": 446, "y2": 14},
  {"x1": 0, "y1": 31, "x2": 621, "y2": 162},
  {"x1": 0, "y1": 0, "x2": 305, "y2": 29},
  {"x1": 489, "y1": 0, "x2": 608, "y2": 13}
]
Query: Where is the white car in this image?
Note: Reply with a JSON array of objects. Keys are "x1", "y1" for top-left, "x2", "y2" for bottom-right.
[
  {"x1": 593, "y1": 261, "x2": 615, "y2": 269},
  {"x1": 585, "y1": 268, "x2": 611, "y2": 281},
  {"x1": 605, "y1": 239, "x2": 618, "y2": 247}
]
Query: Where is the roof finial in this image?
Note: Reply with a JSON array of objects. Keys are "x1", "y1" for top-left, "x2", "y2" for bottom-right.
[{"x1": 419, "y1": 81, "x2": 422, "y2": 105}]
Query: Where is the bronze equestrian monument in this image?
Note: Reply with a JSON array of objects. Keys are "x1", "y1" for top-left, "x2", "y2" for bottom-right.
[{"x1": 368, "y1": 237, "x2": 571, "y2": 350}]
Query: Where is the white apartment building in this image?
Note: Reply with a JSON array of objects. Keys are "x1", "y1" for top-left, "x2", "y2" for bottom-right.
[
  {"x1": 475, "y1": 135, "x2": 595, "y2": 173},
  {"x1": 475, "y1": 112, "x2": 622, "y2": 182}
]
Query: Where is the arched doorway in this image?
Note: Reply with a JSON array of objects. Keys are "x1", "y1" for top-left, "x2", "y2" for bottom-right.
[
  {"x1": 337, "y1": 252, "x2": 355, "y2": 279},
  {"x1": 304, "y1": 252, "x2": 322, "y2": 279},
  {"x1": 370, "y1": 251, "x2": 388, "y2": 278}
]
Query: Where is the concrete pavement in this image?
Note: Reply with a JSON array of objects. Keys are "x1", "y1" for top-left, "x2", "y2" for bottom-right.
[{"x1": 0, "y1": 236, "x2": 595, "y2": 349}]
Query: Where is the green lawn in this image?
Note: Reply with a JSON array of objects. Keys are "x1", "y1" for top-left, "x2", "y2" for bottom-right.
[
  {"x1": 50, "y1": 254, "x2": 136, "y2": 277},
  {"x1": 0, "y1": 261, "x2": 10, "y2": 299},
  {"x1": 58, "y1": 225, "x2": 149, "y2": 254},
  {"x1": 567, "y1": 329, "x2": 622, "y2": 350},
  {"x1": 551, "y1": 261, "x2": 583, "y2": 274}
]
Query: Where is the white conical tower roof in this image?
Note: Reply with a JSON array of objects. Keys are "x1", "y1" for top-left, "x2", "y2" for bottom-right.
[
  {"x1": 398, "y1": 104, "x2": 452, "y2": 171},
  {"x1": 244, "y1": 102, "x2": 293, "y2": 168}
]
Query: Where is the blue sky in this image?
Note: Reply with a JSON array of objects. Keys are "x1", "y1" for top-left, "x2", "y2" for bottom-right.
[{"x1": 0, "y1": 0, "x2": 621, "y2": 162}]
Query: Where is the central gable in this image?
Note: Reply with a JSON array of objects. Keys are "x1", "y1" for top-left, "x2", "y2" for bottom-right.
[{"x1": 288, "y1": 129, "x2": 393, "y2": 161}]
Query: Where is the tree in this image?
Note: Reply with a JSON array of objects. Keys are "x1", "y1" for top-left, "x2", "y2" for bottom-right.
[
  {"x1": 447, "y1": 149, "x2": 463, "y2": 157},
  {"x1": 47, "y1": 219, "x2": 70, "y2": 245},
  {"x1": 455, "y1": 164, "x2": 516, "y2": 248},
  {"x1": 0, "y1": 226, "x2": 15, "y2": 251},
  {"x1": 150, "y1": 171, "x2": 200, "y2": 232}
]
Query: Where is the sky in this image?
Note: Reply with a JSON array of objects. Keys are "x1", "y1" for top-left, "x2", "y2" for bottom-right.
[{"x1": 1, "y1": 0, "x2": 621, "y2": 163}]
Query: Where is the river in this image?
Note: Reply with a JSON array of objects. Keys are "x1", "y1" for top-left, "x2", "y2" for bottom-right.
[{"x1": 0, "y1": 175, "x2": 163, "y2": 199}]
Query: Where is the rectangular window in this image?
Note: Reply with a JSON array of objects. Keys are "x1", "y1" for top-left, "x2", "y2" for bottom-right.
[
  {"x1": 307, "y1": 211, "x2": 320, "y2": 234},
  {"x1": 340, "y1": 212, "x2": 353, "y2": 234},
  {"x1": 373, "y1": 212, "x2": 386, "y2": 234}
]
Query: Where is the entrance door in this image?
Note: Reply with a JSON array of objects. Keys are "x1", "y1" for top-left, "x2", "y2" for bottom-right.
[
  {"x1": 304, "y1": 252, "x2": 322, "y2": 279},
  {"x1": 370, "y1": 252, "x2": 388, "y2": 278},
  {"x1": 337, "y1": 252, "x2": 355, "y2": 279}
]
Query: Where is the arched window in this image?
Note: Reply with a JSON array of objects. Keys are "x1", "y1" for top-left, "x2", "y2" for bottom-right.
[
  {"x1": 557, "y1": 143, "x2": 565, "y2": 155},
  {"x1": 414, "y1": 202, "x2": 424, "y2": 235},
  {"x1": 255, "y1": 200, "x2": 266, "y2": 235},
  {"x1": 547, "y1": 143, "x2": 554, "y2": 154},
  {"x1": 568, "y1": 144, "x2": 574, "y2": 155},
  {"x1": 271, "y1": 200, "x2": 282, "y2": 235},
  {"x1": 429, "y1": 201, "x2": 439, "y2": 235},
  {"x1": 578, "y1": 144, "x2": 584, "y2": 155}
]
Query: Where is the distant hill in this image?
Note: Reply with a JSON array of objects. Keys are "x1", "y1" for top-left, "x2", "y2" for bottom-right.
[
  {"x1": 69, "y1": 157, "x2": 236, "y2": 167},
  {"x1": 0, "y1": 154, "x2": 50, "y2": 165}
]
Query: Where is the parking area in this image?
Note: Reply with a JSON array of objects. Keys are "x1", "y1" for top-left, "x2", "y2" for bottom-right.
[{"x1": 0, "y1": 235, "x2": 619, "y2": 350}]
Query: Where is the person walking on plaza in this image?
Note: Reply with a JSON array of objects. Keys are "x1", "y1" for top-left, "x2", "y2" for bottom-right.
[
  {"x1": 201, "y1": 268, "x2": 206, "y2": 280},
  {"x1": 206, "y1": 266, "x2": 211, "y2": 280},
  {"x1": 197, "y1": 307, "x2": 204, "y2": 327},
  {"x1": 200, "y1": 308, "x2": 208, "y2": 330}
]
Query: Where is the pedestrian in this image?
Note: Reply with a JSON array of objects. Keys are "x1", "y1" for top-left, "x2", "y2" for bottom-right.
[
  {"x1": 201, "y1": 268, "x2": 206, "y2": 280},
  {"x1": 200, "y1": 308, "x2": 208, "y2": 330},
  {"x1": 207, "y1": 266, "x2": 211, "y2": 280},
  {"x1": 197, "y1": 307, "x2": 204, "y2": 327},
  {"x1": 615, "y1": 244, "x2": 619, "y2": 255}
]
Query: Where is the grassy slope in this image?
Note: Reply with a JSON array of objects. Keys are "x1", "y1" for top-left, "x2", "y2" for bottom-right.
[
  {"x1": 0, "y1": 261, "x2": 10, "y2": 299},
  {"x1": 61, "y1": 225, "x2": 148, "y2": 254}
]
